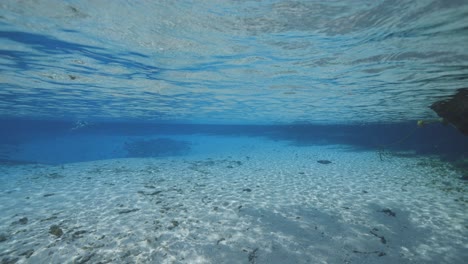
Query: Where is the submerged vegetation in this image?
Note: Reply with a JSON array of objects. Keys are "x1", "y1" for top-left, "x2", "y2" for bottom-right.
[{"x1": 414, "y1": 157, "x2": 468, "y2": 200}]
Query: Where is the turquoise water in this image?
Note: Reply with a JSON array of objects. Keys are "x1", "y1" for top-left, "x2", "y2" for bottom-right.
[
  {"x1": 1, "y1": 1, "x2": 468, "y2": 124},
  {"x1": 1, "y1": 1, "x2": 468, "y2": 263}
]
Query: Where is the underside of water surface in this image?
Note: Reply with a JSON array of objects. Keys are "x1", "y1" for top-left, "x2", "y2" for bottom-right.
[{"x1": 1, "y1": 0, "x2": 468, "y2": 124}]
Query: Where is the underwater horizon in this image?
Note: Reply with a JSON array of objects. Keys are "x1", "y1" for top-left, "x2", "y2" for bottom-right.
[{"x1": 1, "y1": 1, "x2": 467, "y2": 263}]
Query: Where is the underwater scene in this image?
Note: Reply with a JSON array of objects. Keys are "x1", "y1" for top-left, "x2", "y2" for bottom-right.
[{"x1": 1, "y1": 1, "x2": 468, "y2": 263}]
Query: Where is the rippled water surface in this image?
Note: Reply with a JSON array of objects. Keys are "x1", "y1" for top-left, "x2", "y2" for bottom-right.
[{"x1": 1, "y1": 0, "x2": 468, "y2": 124}]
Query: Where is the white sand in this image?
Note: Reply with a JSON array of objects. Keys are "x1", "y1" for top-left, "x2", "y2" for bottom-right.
[{"x1": 0, "y1": 135, "x2": 466, "y2": 263}]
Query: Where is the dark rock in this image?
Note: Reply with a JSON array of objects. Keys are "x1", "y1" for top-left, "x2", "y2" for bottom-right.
[
  {"x1": 49, "y1": 225, "x2": 63, "y2": 237},
  {"x1": 0, "y1": 233, "x2": 7, "y2": 242},
  {"x1": 430, "y1": 88, "x2": 468, "y2": 135},
  {"x1": 317, "y1": 160, "x2": 332, "y2": 164},
  {"x1": 461, "y1": 175, "x2": 468, "y2": 181}
]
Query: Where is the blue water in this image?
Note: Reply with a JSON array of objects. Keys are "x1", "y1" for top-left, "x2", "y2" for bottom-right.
[
  {"x1": 1, "y1": 1, "x2": 468, "y2": 263},
  {"x1": 1, "y1": 1, "x2": 468, "y2": 124},
  {"x1": 1, "y1": 119, "x2": 467, "y2": 165}
]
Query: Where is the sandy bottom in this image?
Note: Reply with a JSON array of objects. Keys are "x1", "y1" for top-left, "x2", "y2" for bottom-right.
[{"x1": 0, "y1": 135, "x2": 467, "y2": 264}]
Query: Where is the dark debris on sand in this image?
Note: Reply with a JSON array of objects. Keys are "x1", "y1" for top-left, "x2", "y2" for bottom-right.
[
  {"x1": 380, "y1": 208, "x2": 396, "y2": 217},
  {"x1": 370, "y1": 228, "x2": 387, "y2": 244},
  {"x1": 168, "y1": 220, "x2": 179, "y2": 230},
  {"x1": 72, "y1": 230, "x2": 88, "y2": 239},
  {"x1": 49, "y1": 225, "x2": 63, "y2": 238},
  {"x1": 353, "y1": 250, "x2": 386, "y2": 257},
  {"x1": 74, "y1": 253, "x2": 95, "y2": 264},
  {"x1": 19, "y1": 249, "x2": 34, "y2": 258},
  {"x1": 317, "y1": 160, "x2": 332, "y2": 164},
  {"x1": 189, "y1": 159, "x2": 244, "y2": 174},
  {"x1": 118, "y1": 208, "x2": 140, "y2": 214},
  {"x1": 11, "y1": 217, "x2": 28, "y2": 225},
  {"x1": 1, "y1": 257, "x2": 19, "y2": 264},
  {"x1": 248, "y1": 248, "x2": 259, "y2": 264}
]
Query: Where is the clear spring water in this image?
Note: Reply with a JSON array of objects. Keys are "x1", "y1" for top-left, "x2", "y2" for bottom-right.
[
  {"x1": 1, "y1": 0, "x2": 468, "y2": 124},
  {"x1": 1, "y1": 1, "x2": 468, "y2": 263}
]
